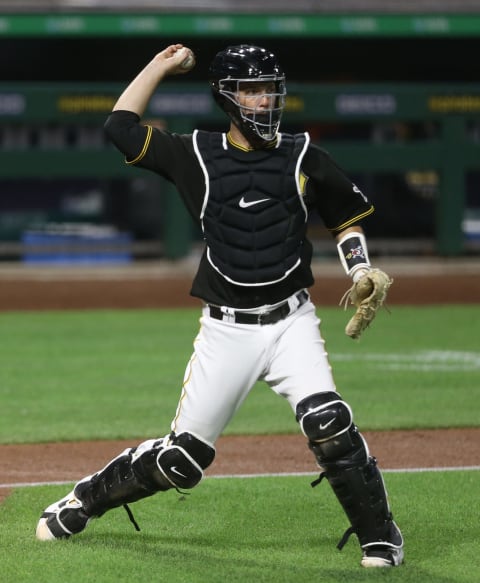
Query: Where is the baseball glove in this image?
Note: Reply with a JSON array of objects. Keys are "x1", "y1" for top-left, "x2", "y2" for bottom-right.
[{"x1": 340, "y1": 268, "x2": 393, "y2": 339}]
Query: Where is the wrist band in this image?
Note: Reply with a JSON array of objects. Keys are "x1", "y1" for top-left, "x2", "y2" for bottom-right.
[{"x1": 337, "y1": 232, "x2": 371, "y2": 277}]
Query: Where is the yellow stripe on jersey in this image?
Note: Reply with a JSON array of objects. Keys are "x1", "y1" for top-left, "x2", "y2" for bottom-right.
[
  {"x1": 329, "y1": 206, "x2": 375, "y2": 233},
  {"x1": 126, "y1": 124, "x2": 153, "y2": 165},
  {"x1": 226, "y1": 131, "x2": 278, "y2": 151}
]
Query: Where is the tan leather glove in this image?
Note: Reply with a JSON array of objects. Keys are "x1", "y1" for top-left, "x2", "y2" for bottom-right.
[{"x1": 340, "y1": 268, "x2": 393, "y2": 339}]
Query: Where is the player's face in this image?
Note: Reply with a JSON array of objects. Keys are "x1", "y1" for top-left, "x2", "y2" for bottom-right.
[{"x1": 236, "y1": 82, "x2": 277, "y2": 111}]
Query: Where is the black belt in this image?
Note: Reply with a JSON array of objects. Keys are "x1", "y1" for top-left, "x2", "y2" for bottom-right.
[{"x1": 207, "y1": 290, "x2": 309, "y2": 326}]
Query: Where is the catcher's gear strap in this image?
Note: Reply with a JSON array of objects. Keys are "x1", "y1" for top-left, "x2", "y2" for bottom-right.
[{"x1": 337, "y1": 231, "x2": 370, "y2": 279}]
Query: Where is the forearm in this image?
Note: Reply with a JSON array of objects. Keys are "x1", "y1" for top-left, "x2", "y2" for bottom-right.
[{"x1": 113, "y1": 56, "x2": 168, "y2": 116}]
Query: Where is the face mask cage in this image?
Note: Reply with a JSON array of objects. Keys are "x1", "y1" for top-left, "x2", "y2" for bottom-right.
[{"x1": 218, "y1": 76, "x2": 286, "y2": 141}]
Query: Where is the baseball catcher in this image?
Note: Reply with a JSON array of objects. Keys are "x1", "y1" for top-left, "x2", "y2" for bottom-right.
[{"x1": 36, "y1": 43, "x2": 403, "y2": 568}]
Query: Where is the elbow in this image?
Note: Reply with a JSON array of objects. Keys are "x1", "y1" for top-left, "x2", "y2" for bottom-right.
[
  {"x1": 104, "y1": 110, "x2": 141, "y2": 141},
  {"x1": 103, "y1": 114, "x2": 116, "y2": 141}
]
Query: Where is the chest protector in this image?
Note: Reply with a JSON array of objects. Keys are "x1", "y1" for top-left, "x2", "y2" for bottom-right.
[{"x1": 193, "y1": 130, "x2": 310, "y2": 286}]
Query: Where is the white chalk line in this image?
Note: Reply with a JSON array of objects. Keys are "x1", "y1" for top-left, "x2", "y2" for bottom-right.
[{"x1": 1, "y1": 465, "x2": 479, "y2": 490}]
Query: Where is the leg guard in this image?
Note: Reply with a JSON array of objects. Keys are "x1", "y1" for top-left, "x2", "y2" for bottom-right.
[
  {"x1": 75, "y1": 431, "x2": 215, "y2": 518},
  {"x1": 296, "y1": 392, "x2": 403, "y2": 557}
]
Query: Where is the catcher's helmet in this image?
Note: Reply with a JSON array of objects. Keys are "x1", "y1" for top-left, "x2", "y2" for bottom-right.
[{"x1": 209, "y1": 45, "x2": 286, "y2": 145}]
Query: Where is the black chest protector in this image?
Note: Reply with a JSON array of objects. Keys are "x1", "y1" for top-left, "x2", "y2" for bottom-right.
[{"x1": 193, "y1": 130, "x2": 309, "y2": 286}]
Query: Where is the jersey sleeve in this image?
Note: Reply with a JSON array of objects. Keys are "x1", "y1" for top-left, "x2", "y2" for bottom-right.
[
  {"x1": 104, "y1": 110, "x2": 195, "y2": 182},
  {"x1": 104, "y1": 110, "x2": 205, "y2": 221},
  {"x1": 302, "y1": 143, "x2": 374, "y2": 234}
]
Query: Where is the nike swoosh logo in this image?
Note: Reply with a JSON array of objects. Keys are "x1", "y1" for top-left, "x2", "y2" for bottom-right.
[
  {"x1": 319, "y1": 418, "x2": 336, "y2": 431},
  {"x1": 170, "y1": 466, "x2": 187, "y2": 478},
  {"x1": 239, "y1": 196, "x2": 270, "y2": 208}
]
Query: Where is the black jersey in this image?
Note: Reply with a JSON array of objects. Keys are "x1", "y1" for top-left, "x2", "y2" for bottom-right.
[{"x1": 104, "y1": 111, "x2": 374, "y2": 308}]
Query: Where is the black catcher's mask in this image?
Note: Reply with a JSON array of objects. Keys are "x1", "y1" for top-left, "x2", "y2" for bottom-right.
[{"x1": 208, "y1": 45, "x2": 286, "y2": 147}]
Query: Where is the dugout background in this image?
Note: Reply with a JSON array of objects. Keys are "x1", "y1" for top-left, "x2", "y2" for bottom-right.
[{"x1": 1, "y1": 4, "x2": 480, "y2": 261}]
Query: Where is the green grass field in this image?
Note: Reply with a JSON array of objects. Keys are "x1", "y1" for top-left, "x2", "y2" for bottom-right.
[
  {"x1": 2, "y1": 471, "x2": 480, "y2": 583},
  {"x1": 1, "y1": 304, "x2": 479, "y2": 582},
  {"x1": 1, "y1": 305, "x2": 479, "y2": 443}
]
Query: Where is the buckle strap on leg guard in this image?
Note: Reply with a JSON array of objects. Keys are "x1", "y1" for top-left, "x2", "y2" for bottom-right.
[
  {"x1": 123, "y1": 504, "x2": 141, "y2": 532},
  {"x1": 337, "y1": 526, "x2": 356, "y2": 550},
  {"x1": 310, "y1": 471, "x2": 327, "y2": 488}
]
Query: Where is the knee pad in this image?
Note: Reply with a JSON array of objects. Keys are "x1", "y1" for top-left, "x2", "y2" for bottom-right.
[
  {"x1": 296, "y1": 392, "x2": 364, "y2": 462},
  {"x1": 133, "y1": 432, "x2": 215, "y2": 491},
  {"x1": 296, "y1": 391, "x2": 352, "y2": 442},
  {"x1": 156, "y1": 432, "x2": 216, "y2": 490}
]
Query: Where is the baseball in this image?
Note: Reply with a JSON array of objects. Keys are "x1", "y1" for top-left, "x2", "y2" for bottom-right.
[{"x1": 179, "y1": 48, "x2": 195, "y2": 70}]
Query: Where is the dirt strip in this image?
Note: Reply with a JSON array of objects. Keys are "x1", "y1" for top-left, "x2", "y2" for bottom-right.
[
  {"x1": 2, "y1": 428, "x2": 479, "y2": 505},
  {"x1": 0, "y1": 274, "x2": 479, "y2": 311}
]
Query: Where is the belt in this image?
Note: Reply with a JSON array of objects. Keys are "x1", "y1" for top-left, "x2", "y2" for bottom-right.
[{"x1": 207, "y1": 290, "x2": 309, "y2": 326}]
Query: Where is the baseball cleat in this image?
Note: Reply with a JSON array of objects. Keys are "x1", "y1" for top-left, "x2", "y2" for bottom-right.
[
  {"x1": 361, "y1": 544, "x2": 404, "y2": 567},
  {"x1": 36, "y1": 488, "x2": 91, "y2": 541},
  {"x1": 360, "y1": 520, "x2": 404, "y2": 567}
]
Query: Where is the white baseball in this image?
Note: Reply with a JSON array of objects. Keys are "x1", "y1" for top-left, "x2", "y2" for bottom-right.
[{"x1": 179, "y1": 48, "x2": 195, "y2": 70}]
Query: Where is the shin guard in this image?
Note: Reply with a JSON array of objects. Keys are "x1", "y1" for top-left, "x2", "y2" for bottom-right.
[
  {"x1": 313, "y1": 436, "x2": 397, "y2": 549},
  {"x1": 297, "y1": 392, "x2": 401, "y2": 550},
  {"x1": 74, "y1": 440, "x2": 171, "y2": 518}
]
